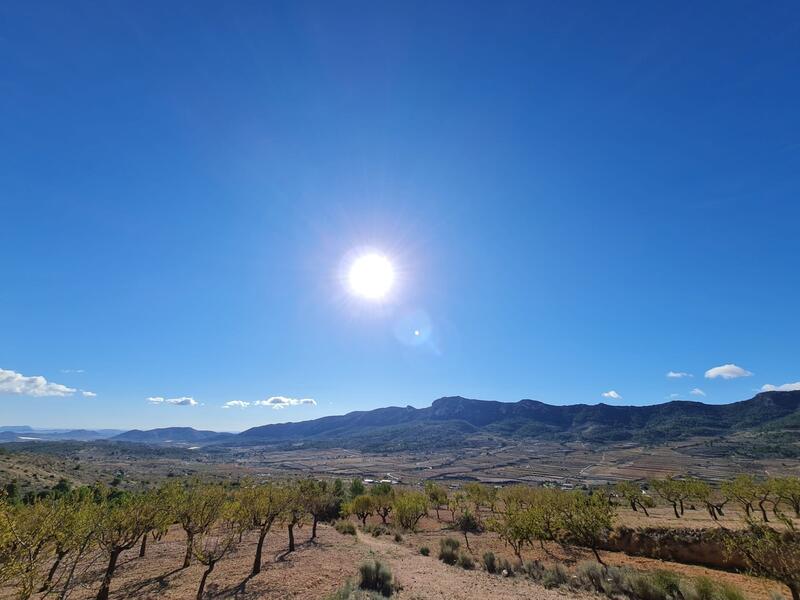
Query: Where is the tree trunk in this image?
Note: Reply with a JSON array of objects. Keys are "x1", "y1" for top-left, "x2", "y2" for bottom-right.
[
  {"x1": 592, "y1": 545, "x2": 604, "y2": 565},
  {"x1": 380, "y1": 511, "x2": 388, "y2": 524},
  {"x1": 672, "y1": 503, "x2": 680, "y2": 519},
  {"x1": 60, "y1": 539, "x2": 90, "y2": 600},
  {"x1": 139, "y1": 532, "x2": 148, "y2": 557},
  {"x1": 96, "y1": 548, "x2": 120, "y2": 600},
  {"x1": 196, "y1": 562, "x2": 215, "y2": 600},
  {"x1": 252, "y1": 528, "x2": 268, "y2": 576},
  {"x1": 630, "y1": 500, "x2": 638, "y2": 512},
  {"x1": 679, "y1": 499, "x2": 685, "y2": 515},
  {"x1": 758, "y1": 501, "x2": 769, "y2": 522},
  {"x1": 434, "y1": 507, "x2": 440, "y2": 520},
  {"x1": 183, "y1": 531, "x2": 194, "y2": 568},
  {"x1": 463, "y1": 532, "x2": 470, "y2": 552},
  {"x1": 288, "y1": 523, "x2": 295, "y2": 552},
  {"x1": 41, "y1": 549, "x2": 67, "y2": 591},
  {"x1": 361, "y1": 515, "x2": 367, "y2": 526},
  {"x1": 311, "y1": 515, "x2": 318, "y2": 540}
]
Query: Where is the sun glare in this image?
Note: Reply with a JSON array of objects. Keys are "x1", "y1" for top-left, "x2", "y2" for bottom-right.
[{"x1": 348, "y1": 253, "x2": 395, "y2": 299}]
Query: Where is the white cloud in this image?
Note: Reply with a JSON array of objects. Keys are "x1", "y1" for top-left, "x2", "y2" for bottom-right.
[
  {"x1": 760, "y1": 382, "x2": 800, "y2": 392},
  {"x1": 690, "y1": 388, "x2": 706, "y2": 397},
  {"x1": 147, "y1": 396, "x2": 198, "y2": 406},
  {"x1": 666, "y1": 371, "x2": 692, "y2": 379},
  {"x1": 81, "y1": 390, "x2": 97, "y2": 397},
  {"x1": 601, "y1": 390, "x2": 622, "y2": 400},
  {"x1": 222, "y1": 400, "x2": 250, "y2": 409},
  {"x1": 0, "y1": 368, "x2": 77, "y2": 397},
  {"x1": 253, "y1": 396, "x2": 317, "y2": 410},
  {"x1": 666, "y1": 393, "x2": 681, "y2": 400},
  {"x1": 60, "y1": 369, "x2": 85, "y2": 374},
  {"x1": 705, "y1": 364, "x2": 753, "y2": 380}
]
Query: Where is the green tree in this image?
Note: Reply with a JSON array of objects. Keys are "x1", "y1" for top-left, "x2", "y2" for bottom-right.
[
  {"x1": 172, "y1": 481, "x2": 228, "y2": 569},
  {"x1": 370, "y1": 485, "x2": 394, "y2": 525},
  {"x1": 614, "y1": 481, "x2": 654, "y2": 517},
  {"x1": 454, "y1": 510, "x2": 481, "y2": 551},
  {"x1": 424, "y1": 482, "x2": 448, "y2": 520},
  {"x1": 192, "y1": 503, "x2": 240, "y2": 600},
  {"x1": 349, "y1": 478, "x2": 366, "y2": 498},
  {"x1": 0, "y1": 499, "x2": 60, "y2": 599},
  {"x1": 303, "y1": 479, "x2": 341, "y2": 540},
  {"x1": 347, "y1": 494, "x2": 374, "y2": 526},
  {"x1": 723, "y1": 475, "x2": 758, "y2": 519},
  {"x1": 772, "y1": 476, "x2": 800, "y2": 518},
  {"x1": 725, "y1": 513, "x2": 800, "y2": 600},
  {"x1": 393, "y1": 491, "x2": 428, "y2": 531},
  {"x1": 651, "y1": 478, "x2": 689, "y2": 518},
  {"x1": 558, "y1": 491, "x2": 615, "y2": 564},
  {"x1": 238, "y1": 480, "x2": 288, "y2": 576},
  {"x1": 95, "y1": 493, "x2": 151, "y2": 600}
]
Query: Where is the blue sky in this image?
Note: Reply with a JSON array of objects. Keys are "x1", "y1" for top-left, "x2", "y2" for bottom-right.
[{"x1": 2, "y1": 2, "x2": 799, "y2": 430}]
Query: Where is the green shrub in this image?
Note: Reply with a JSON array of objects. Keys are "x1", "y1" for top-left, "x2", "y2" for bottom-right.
[
  {"x1": 363, "y1": 523, "x2": 388, "y2": 537},
  {"x1": 419, "y1": 546, "x2": 430, "y2": 556},
  {"x1": 438, "y1": 537, "x2": 460, "y2": 565},
  {"x1": 482, "y1": 551, "x2": 497, "y2": 574},
  {"x1": 687, "y1": 576, "x2": 746, "y2": 600},
  {"x1": 521, "y1": 560, "x2": 545, "y2": 581},
  {"x1": 335, "y1": 520, "x2": 357, "y2": 535},
  {"x1": 498, "y1": 557, "x2": 515, "y2": 576},
  {"x1": 542, "y1": 564, "x2": 568, "y2": 589},
  {"x1": 458, "y1": 552, "x2": 475, "y2": 570},
  {"x1": 358, "y1": 560, "x2": 394, "y2": 597},
  {"x1": 575, "y1": 561, "x2": 605, "y2": 590}
]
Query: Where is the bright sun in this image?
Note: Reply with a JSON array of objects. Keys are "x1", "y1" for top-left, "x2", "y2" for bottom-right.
[{"x1": 348, "y1": 253, "x2": 395, "y2": 299}]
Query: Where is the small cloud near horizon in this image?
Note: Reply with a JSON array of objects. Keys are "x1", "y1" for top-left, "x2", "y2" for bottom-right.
[
  {"x1": 147, "y1": 396, "x2": 198, "y2": 406},
  {"x1": 666, "y1": 371, "x2": 692, "y2": 379},
  {"x1": 690, "y1": 388, "x2": 706, "y2": 397},
  {"x1": 222, "y1": 396, "x2": 317, "y2": 410},
  {"x1": 0, "y1": 368, "x2": 85, "y2": 397},
  {"x1": 81, "y1": 390, "x2": 97, "y2": 397},
  {"x1": 601, "y1": 390, "x2": 622, "y2": 400},
  {"x1": 761, "y1": 382, "x2": 800, "y2": 392},
  {"x1": 705, "y1": 364, "x2": 753, "y2": 380},
  {"x1": 255, "y1": 396, "x2": 317, "y2": 409},
  {"x1": 222, "y1": 400, "x2": 250, "y2": 409}
]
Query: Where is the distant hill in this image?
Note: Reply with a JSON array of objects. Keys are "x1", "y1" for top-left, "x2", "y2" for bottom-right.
[
  {"x1": 0, "y1": 428, "x2": 122, "y2": 442},
  {"x1": 112, "y1": 427, "x2": 235, "y2": 444},
  {"x1": 234, "y1": 391, "x2": 800, "y2": 451}
]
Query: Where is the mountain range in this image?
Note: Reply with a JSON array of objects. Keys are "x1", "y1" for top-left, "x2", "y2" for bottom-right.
[{"x1": 5, "y1": 391, "x2": 797, "y2": 451}]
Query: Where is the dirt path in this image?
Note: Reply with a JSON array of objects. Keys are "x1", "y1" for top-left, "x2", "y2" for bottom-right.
[{"x1": 356, "y1": 532, "x2": 578, "y2": 600}]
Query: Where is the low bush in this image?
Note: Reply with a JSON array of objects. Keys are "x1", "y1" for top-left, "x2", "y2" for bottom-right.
[
  {"x1": 522, "y1": 560, "x2": 546, "y2": 581},
  {"x1": 358, "y1": 560, "x2": 394, "y2": 597},
  {"x1": 393, "y1": 532, "x2": 403, "y2": 543},
  {"x1": 326, "y1": 581, "x2": 387, "y2": 600},
  {"x1": 419, "y1": 546, "x2": 430, "y2": 556},
  {"x1": 335, "y1": 520, "x2": 357, "y2": 535},
  {"x1": 458, "y1": 552, "x2": 475, "y2": 570},
  {"x1": 438, "y1": 537, "x2": 460, "y2": 565},
  {"x1": 498, "y1": 557, "x2": 515, "y2": 577},
  {"x1": 482, "y1": 551, "x2": 497, "y2": 574},
  {"x1": 686, "y1": 576, "x2": 746, "y2": 600},
  {"x1": 363, "y1": 523, "x2": 388, "y2": 537},
  {"x1": 541, "y1": 564, "x2": 568, "y2": 589}
]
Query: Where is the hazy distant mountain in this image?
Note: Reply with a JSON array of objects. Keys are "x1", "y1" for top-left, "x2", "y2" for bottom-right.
[
  {"x1": 0, "y1": 427, "x2": 122, "y2": 442},
  {"x1": 234, "y1": 391, "x2": 800, "y2": 450},
  {"x1": 112, "y1": 427, "x2": 235, "y2": 444}
]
